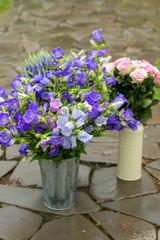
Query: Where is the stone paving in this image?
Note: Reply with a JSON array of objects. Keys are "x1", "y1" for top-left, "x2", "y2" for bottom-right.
[{"x1": 0, "y1": 0, "x2": 160, "y2": 239}]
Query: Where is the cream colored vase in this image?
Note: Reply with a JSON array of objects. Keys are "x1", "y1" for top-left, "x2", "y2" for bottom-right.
[{"x1": 117, "y1": 124, "x2": 144, "y2": 181}]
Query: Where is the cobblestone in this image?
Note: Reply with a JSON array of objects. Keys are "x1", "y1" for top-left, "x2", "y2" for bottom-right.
[{"x1": 0, "y1": 206, "x2": 42, "y2": 240}]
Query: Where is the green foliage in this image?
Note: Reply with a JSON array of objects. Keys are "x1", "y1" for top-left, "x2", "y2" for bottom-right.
[
  {"x1": 110, "y1": 74, "x2": 159, "y2": 123},
  {"x1": 155, "y1": 58, "x2": 160, "y2": 70},
  {"x1": 0, "y1": 0, "x2": 12, "y2": 15}
]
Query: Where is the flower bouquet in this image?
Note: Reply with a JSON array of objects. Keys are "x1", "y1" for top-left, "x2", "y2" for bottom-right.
[
  {"x1": 103, "y1": 57, "x2": 160, "y2": 123},
  {"x1": 0, "y1": 29, "x2": 140, "y2": 209},
  {"x1": 103, "y1": 58, "x2": 160, "y2": 180}
]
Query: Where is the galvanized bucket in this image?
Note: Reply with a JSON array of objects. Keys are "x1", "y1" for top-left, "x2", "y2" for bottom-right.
[
  {"x1": 117, "y1": 124, "x2": 144, "y2": 181},
  {"x1": 40, "y1": 158, "x2": 79, "y2": 210}
]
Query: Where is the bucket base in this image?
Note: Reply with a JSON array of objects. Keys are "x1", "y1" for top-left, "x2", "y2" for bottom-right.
[
  {"x1": 117, "y1": 175, "x2": 141, "y2": 181},
  {"x1": 44, "y1": 201, "x2": 75, "y2": 211}
]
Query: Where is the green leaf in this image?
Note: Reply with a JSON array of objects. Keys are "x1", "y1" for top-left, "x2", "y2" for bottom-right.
[
  {"x1": 140, "y1": 108, "x2": 152, "y2": 123},
  {"x1": 80, "y1": 148, "x2": 87, "y2": 155},
  {"x1": 139, "y1": 86, "x2": 146, "y2": 92},
  {"x1": 151, "y1": 99, "x2": 159, "y2": 106},
  {"x1": 142, "y1": 98, "x2": 152, "y2": 108},
  {"x1": 153, "y1": 87, "x2": 160, "y2": 100}
]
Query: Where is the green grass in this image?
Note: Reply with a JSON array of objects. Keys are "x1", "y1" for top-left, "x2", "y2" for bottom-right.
[{"x1": 0, "y1": 0, "x2": 12, "y2": 15}]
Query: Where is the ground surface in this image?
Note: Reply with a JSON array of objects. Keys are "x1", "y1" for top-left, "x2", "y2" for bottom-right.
[{"x1": 0, "y1": 0, "x2": 160, "y2": 239}]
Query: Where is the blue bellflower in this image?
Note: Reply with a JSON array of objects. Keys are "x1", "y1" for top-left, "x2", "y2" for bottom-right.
[
  {"x1": 9, "y1": 98, "x2": 20, "y2": 110},
  {"x1": 61, "y1": 122, "x2": 75, "y2": 137},
  {"x1": 85, "y1": 90, "x2": 102, "y2": 106},
  {"x1": 19, "y1": 143, "x2": 29, "y2": 156},
  {"x1": 0, "y1": 113, "x2": 10, "y2": 126},
  {"x1": 0, "y1": 87, "x2": 7, "y2": 99},
  {"x1": 97, "y1": 48, "x2": 108, "y2": 57},
  {"x1": 78, "y1": 131, "x2": 93, "y2": 144},
  {"x1": 92, "y1": 29, "x2": 103, "y2": 42},
  {"x1": 49, "y1": 146, "x2": 59, "y2": 156},
  {"x1": 106, "y1": 76, "x2": 116, "y2": 86},
  {"x1": 62, "y1": 136, "x2": 71, "y2": 149},
  {"x1": 23, "y1": 110, "x2": 38, "y2": 124},
  {"x1": 52, "y1": 47, "x2": 64, "y2": 59},
  {"x1": 50, "y1": 135, "x2": 63, "y2": 146}
]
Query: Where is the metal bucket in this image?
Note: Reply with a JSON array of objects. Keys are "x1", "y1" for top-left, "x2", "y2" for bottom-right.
[
  {"x1": 40, "y1": 158, "x2": 79, "y2": 210},
  {"x1": 117, "y1": 124, "x2": 144, "y2": 181}
]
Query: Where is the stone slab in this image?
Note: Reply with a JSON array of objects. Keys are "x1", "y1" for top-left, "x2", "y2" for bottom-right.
[
  {"x1": 147, "y1": 159, "x2": 160, "y2": 170},
  {"x1": 9, "y1": 161, "x2": 90, "y2": 188},
  {"x1": 102, "y1": 194, "x2": 160, "y2": 225},
  {"x1": 0, "y1": 65, "x2": 17, "y2": 78},
  {"x1": 0, "y1": 161, "x2": 17, "y2": 178},
  {"x1": 144, "y1": 126, "x2": 160, "y2": 143},
  {"x1": 0, "y1": 185, "x2": 100, "y2": 216},
  {"x1": 91, "y1": 131, "x2": 119, "y2": 143},
  {"x1": 0, "y1": 206, "x2": 42, "y2": 240},
  {"x1": 20, "y1": 34, "x2": 40, "y2": 53},
  {"x1": 90, "y1": 211, "x2": 156, "y2": 240},
  {"x1": 146, "y1": 105, "x2": 160, "y2": 126},
  {"x1": 90, "y1": 167, "x2": 157, "y2": 201},
  {"x1": 31, "y1": 215, "x2": 109, "y2": 240},
  {"x1": 9, "y1": 160, "x2": 42, "y2": 187},
  {"x1": 6, "y1": 144, "x2": 22, "y2": 160},
  {"x1": 145, "y1": 166, "x2": 160, "y2": 181},
  {"x1": 143, "y1": 142, "x2": 160, "y2": 160},
  {"x1": 81, "y1": 142, "x2": 118, "y2": 164},
  {"x1": 77, "y1": 164, "x2": 91, "y2": 187}
]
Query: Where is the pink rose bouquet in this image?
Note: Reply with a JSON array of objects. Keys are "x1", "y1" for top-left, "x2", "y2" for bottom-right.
[{"x1": 103, "y1": 58, "x2": 160, "y2": 122}]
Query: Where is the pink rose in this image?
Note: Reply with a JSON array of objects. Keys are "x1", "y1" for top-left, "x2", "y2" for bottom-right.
[
  {"x1": 115, "y1": 57, "x2": 130, "y2": 65},
  {"x1": 131, "y1": 60, "x2": 143, "y2": 69},
  {"x1": 115, "y1": 58, "x2": 131, "y2": 76},
  {"x1": 130, "y1": 68, "x2": 148, "y2": 83},
  {"x1": 102, "y1": 62, "x2": 115, "y2": 72},
  {"x1": 142, "y1": 60, "x2": 158, "y2": 77},
  {"x1": 155, "y1": 71, "x2": 160, "y2": 85}
]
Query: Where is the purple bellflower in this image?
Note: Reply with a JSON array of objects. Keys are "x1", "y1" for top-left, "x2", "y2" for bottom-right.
[
  {"x1": 50, "y1": 135, "x2": 63, "y2": 146},
  {"x1": 52, "y1": 47, "x2": 64, "y2": 59},
  {"x1": 59, "y1": 107, "x2": 70, "y2": 118},
  {"x1": 70, "y1": 136, "x2": 77, "y2": 149},
  {"x1": 85, "y1": 90, "x2": 102, "y2": 106},
  {"x1": 78, "y1": 131, "x2": 93, "y2": 144},
  {"x1": 97, "y1": 48, "x2": 108, "y2": 57},
  {"x1": 0, "y1": 113, "x2": 10, "y2": 126},
  {"x1": 128, "y1": 118, "x2": 141, "y2": 131},
  {"x1": 86, "y1": 58, "x2": 98, "y2": 71},
  {"x1": 28, "y1": 102, "x2": 39, "y2": 113},
  {"x1": 19, "y1": 143, "x2": 29, "y2": 156},
  {"x1": 49, "y1": 99, "x2": 62, "y2": 112},
  {"x1": 92, "y1": 29, "x2": 103, "y2": 42},
  {"x1": 25, "y1": 84, "x2": 34, "y2": 95},
  {"x1": 23, "y1": 110, "x2": 38, "y2": 124},
  {"x1": 73, "y1": 58, "x2": 85, "y2": 68},
  {"x1": 57, "y1": 115, "x2": 68, "y2": 129},
  {"x1": 112, "y1": 93, "x2": 128, "y2": 110},
  {"x1": 0, "y1": 87, "x2": 7, "y2": 99},
  {"x1": 61, "y1": 122, "x2": 75, "y2": 137},
  {"x1": 95, "y1": 116, "x2": 108, "y2": 126},
  {"x1": 123, "y1": 109, "x2": 133, "y2": 122},
  {"x1": 75, "y1": 71, "x2": 87, "y2": 86},
  {"x1": 49, "y1": 146, "x2": 59, "y2": 156},
  {"x1": 62, "y1": 136, "x2": 71, "y2": 149},
  {"x1": 106, "y1": 76, "x2": 116, "y2": 86},
  {"x1": 9, "y1": 98, "x2": 20, "y2": 110}
]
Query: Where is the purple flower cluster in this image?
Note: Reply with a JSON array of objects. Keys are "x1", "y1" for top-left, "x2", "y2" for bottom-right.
[{"x1": 0, "y1": 29, "x2": 141, "y2": 163}]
